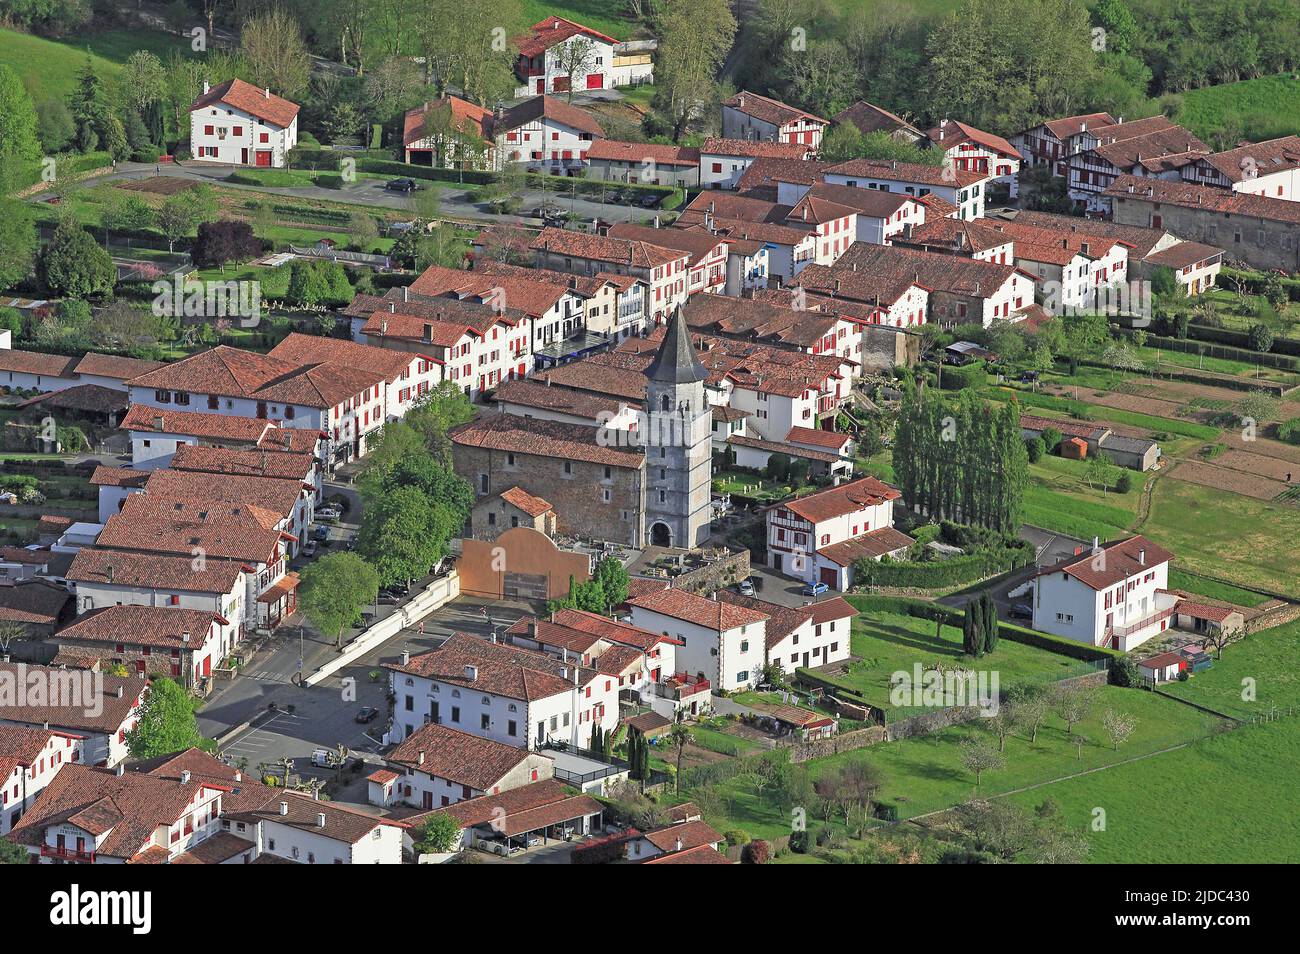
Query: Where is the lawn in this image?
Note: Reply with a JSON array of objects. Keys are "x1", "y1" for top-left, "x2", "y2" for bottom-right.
[
  {"x1": 1002, "y1": 721, "x2": 1300, "y2": 863},
  {"x1": 1160, "y1": 618, "x2": 1300, "y2": 720},
  {"x1": 1175, "y1": 74, "x2": 1300, "y2": 142},
  {"x1": 1141, "y1": 478, "x2": 1300, "y2": 595},
  {"x1": 1021, "y1": 453, "x2": 1142, "y2": 540},
  {"x1": 688, "y1": 725, "x2": 765, "y2": 758},
  {"x1": 828, "y1": 607, "x2": 1095, "y2": 712},
  {"x1": 985, "y1": 386, "x2": 1222, "y2": 441},
  {"x1": 0, "y1": 26, "x2": 191, "y2": 104},
  {"x1": 695, "y1": 686, "x2": 1225, "y2": 840},
  {"x1": 1167, "y1": 568, "x2": 1271, "y2": 609}
]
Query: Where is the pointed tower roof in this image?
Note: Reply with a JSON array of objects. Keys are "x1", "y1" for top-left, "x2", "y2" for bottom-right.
[{"x1": 645, "y1": 307, "x2": 708, "y2": 385}]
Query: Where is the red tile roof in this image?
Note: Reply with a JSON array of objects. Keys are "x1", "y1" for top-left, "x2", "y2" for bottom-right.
[
  {"x1": 89, "y1": 465, "x2": 150, "y2": 489},
  {"x1": 120, "y1": 404, "x2": 275, "y2": 443},
  {"x1": 926, "y1": 119, "x2": 1018, "y2": 159},
  {"x1": 97, "y1": 493, "x2": 284, "y2": 564},
  {"x1": 498, "y1": 486, "x2": 554, "y2": 517},
  {"x1": 1037, "y1": 535, "x2": 1174, "y2": 590},
  {"x1": 775, "y1": 475, "x2": 901, "y2": 524},
  {"x1": 403, "y1": 96, "x2": 494, "y2": 148},
  {"x1": 833, "y1": 101, "x2": 922, "y2": 138},
  {"x1": 66, "y1": 547, "x2": 245, "y2": 594},
  {"x1": 817, "y1": 526, "x2": 916, "y2": 565},
  {"x1": 827, "y1": 156, "x2": 986, "y2": 187},
  {"x1": 450, "y1": 412, "x2": 645, "y2": 468},
  {"x1": 642, "y1": 843, "x2": 731, "y2": 864},
  {"x1": 628, "y1": 586, "x2": 769, "y2": 631},
  {"x1": 643, "y1": 818, "x2": 723, "y2": 852},
  {"x1": 722, "y1": 91, "x2": 827, "y2": 128},
  {"x1": 701, "y1": 137, "x2": 813, "y2": 160},
  {"x1": 58, "y1": 604, "x2": 224, "y2": 649},
  {"x1": 0, "y1": 661, "x2": 143, "y2": 733},
  {"x1": 493, "y1": 377, "x2": 639, "y2": 419},
  {"x1": 1038, "y1": 112, "x2": 1117, "y2": 140},
  {"x1": 387, "y1": 723, "x2": 544, "y2": 790},
  {"x1": 498, "y1": 95, "x2": 604, "y2": 138},
  {"x1": 530, "y1": 227, "x2": 686, "y2": 269},
  {"x1": 72, "y1": 352, "x2": 165, "y2": 380},
  {"x1": 515, "y1": 15, "x2": 616, "y2": 58},
  {"x1": 0, "y1": 348, "x2": 78, "y2": 377},
  {"x1": 586, "y1": 139, "x2": 699, "y2": 167},
  {"x1": 386, "y1": 632, "x2": 594, "y2": 702},
  {"x1": 267, "y1": 332, "x2": 421, "y2": 382},
  {"x1": 1104, "y1": 174, "x2": 1300, "y2": 226},
  {"x1": 784, "y1": 425, "x2": 852, "y2": 450},
  {"x1": 190, "y1": 78, "x2": 299, "y2": 128},
  {"x1": 168, "y1": 443, "x2": 314, "y2": 482}
]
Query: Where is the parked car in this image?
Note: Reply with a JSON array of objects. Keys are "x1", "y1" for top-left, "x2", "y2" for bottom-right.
[
  {"x1": 737, "y1": 578, "x2": 756, "y2": 597},
  {"x1": 355, "y1": 706, "x2": 380, "y2": 724},
  {"x1": 1010, "y1": 601, "x2": 1033, "y2": 620},
  {"x1": 310, "y1": 749, "x2": 338, "y2": 768},
  {"x1": 803, "y1": 581, "x2": 830, "y2": 597},
  {"x1": 316, "y1": 505, "x2": 342, "y2": 522},
  {"x1": 302, "y1": 540, "x2": 318, "y2": 557},
  {"x1": 385, "y1": 177, "x2": 420, "y2": 193},
  {"x1": 639, "y1": 193, "x2": 660, "y2": 208},
  {"x1": 313, "y1": 526, "x2": 331, "y2": 542}
]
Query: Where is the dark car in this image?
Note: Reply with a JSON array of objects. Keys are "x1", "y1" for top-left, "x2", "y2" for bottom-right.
[
  {"x1": 1019, "y1": 370, "x2": 1040, "y2": 384},
  {"x1": 355, "y1": 706, "x2": 380, "y2": 724},
  {"x1": 385, "y1": 177, "x2": 419, "y2": 193},
  {"x1": 1009, "y1": 601, "x2": 1033, "y2": 620},
  {"x1": 639, "y1": 193, "x2": 660, "y2": 208}
]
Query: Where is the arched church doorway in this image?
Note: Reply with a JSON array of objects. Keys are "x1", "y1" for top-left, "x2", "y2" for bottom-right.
[{"x1": 650, "y1": 522, "x2": 672, "y2": 547}]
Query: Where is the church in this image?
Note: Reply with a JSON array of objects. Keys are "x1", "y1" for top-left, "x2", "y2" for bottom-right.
[{"x1": 450, "y1": 307, "x2": 714, "y2": 550}]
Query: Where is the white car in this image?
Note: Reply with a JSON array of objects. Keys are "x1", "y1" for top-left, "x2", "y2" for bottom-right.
[
  {"x1": 316, "y1": 506, "x2": 342, "y2": 522},
  {"x1": 302, "y1": 540, "x2": 318, "y2": 557}
]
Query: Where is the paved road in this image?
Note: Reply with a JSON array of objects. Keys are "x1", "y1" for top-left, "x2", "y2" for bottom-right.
[{"x1": 74, "y1": 162, "x2": 662, "y2": 231}]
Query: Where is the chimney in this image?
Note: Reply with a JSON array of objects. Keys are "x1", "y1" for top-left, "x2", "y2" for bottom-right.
[
  {"x1": 115, "y1": 685, "x2": 124, "y2": 699},
  {"x1": 675, "y1": 837, "x2": 683, "y2": 852},
  {"x1": 153, "y1": 415, "x2": 165, "y2": 432},
  {"x1": 389, "y1": 301, "x2": 395, "y2": 313},
  {"x1": 400, "y1": 650, "x2": 410, "y2": 665},
  {"x1": 264, "y1": 87, "x2": 271, "y2": 99},
  {"x1": 203, "y1": 80, "x2": 209, "y2": 95},
  {"x1": 417, "y1": 750, "x2": 425, "y2": 765},
  {"x1": 423, "y1": 323, "x2": 433, "y2": 344},
  {"x1": 530, "y1": 620, "x2": 538, "y2": 637},
  {"x1": 180, "y1": 770, "x2": 191, "y2": 784},
  {"x1": 182, "y1": 631, "x2": 190, "y2": 645},
  {"x1": 106, "y1": 564, "x2": 114, "y2": 584},
  {"x1": 234, "y1": 770, "x2": 242, "y2": 782},
  {"x1": 115, "y1": 763, "x2": 125, "y2": 777},
  {"x1": 1139, "y1": 547, "x2": 1146, "y2": 565},
  {"x1": 1092, "y1": 536, "x2": 1100, "y2": 551},
  {"x1": 1080, "y1": 120, "x2": 1087, "y2": 132},
  {"x1": 403, "y1": 286, "x2": 410, "y2": 302},
  {"x1": 465, "y1": 664, "x2": 478, "y2": 682},
  {"x1": 738, "y1": 94, "x2": 745, "y2": 109},
  {"x1": 316, "y1": 812, "x2": 326, "y2": 828},
  {"x1": 279, "y1": 801, "x2": 288, "y2": 816},
  {"x1": 380, "y1": 318, "x2": 388, "y2": 336}
]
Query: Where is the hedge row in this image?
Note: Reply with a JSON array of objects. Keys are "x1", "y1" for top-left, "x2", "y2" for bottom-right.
[
  {"x1": 1219, "y1": 266, "x2": 1300, "y2": 302},
  {"x1": 1183, "y1": 322, "x2": 1300, "y2": 358},
  {"x1": 853, "y1": 546, "x2": 1033, "y2": 589},
  {"x1": 938, "y1": 363, "x2": 987, "y2": 390},
  {"x1": 1141, "y1": 332, "x2": 1299, "y2": 370},
  {"x1": 356, "y1": 158, "x2": 495, "y2": 185},
  {"x1": 12, "y1": 151, "x2": 112, "y2": 192},
  {"x1": 845, "y1": 594, "x2": 1122, "y2": 661}
]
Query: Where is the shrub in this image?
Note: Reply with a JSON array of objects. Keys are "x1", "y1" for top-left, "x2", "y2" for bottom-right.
[
  {"x1": 1115, "y1": 470, "x2": 1133, "y2": 494},
  {"x1": 1109, "y1": 656, "x2": 1142, "y2": 688},
  {"x1": 1248, "y1": 322, "x2": 1275, "y2": 353},
  {"x1": 1278, "y1": 418, "x2": 1300, "y2": 446},
  {"x1": 724, "y1": 829, "x2": 751, "y2": 848},
  {"x1": 1026, "y1": 436, "x2": 1044, "y2": 463},
  {"x1": 788, "y1": 829, "x2": 810, "y2": 854},
  {"x1": 744, "y1": 839, "x2": 771, "y2": 864}
]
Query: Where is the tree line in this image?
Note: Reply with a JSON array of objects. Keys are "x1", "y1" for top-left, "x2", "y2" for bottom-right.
[{"x1": 891, "y1": 384, "x2": 1028, "y2": 535}]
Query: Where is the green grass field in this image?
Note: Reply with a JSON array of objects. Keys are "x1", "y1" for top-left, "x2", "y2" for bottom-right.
[
  {"x1": 1141, "y1": 479, "x2": 1300, "y2": 595},
  {"x1": 1176, "y1": 74, "x2": 1300, "y2": 142},
  {"x1": 1161, "y1": 618, "x2": 1300, "y2": 719},
  {"x1": 829, "y1": 609, "x2": 1095, "y2": 711},
  {"x1": 0, "y1": 26, "x2": 191, "y2": 103},
  {"x1": 1000, "y1": 610, "x2": 1300, "y2": 862},
  {"x1": 1167, "y1": 568, "x2": 1270, "y2": 609},
  {"x1": 696, "y1": 686, "x2": 1223, "y2": 841}
]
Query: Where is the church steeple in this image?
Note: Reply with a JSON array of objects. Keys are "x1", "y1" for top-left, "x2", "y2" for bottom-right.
[{"x1": 645, "y1": 306, "x2": 708, "y2": 385}]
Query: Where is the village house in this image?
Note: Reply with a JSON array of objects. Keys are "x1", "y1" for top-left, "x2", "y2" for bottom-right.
[
  {"x1": 493, "y1": 95, "x2": 605, "y2": 175},
  {"x1": 167, "y1": 443, "x2": 322, "y2": 502},
  {"x1": 1013, "y1": 111, "x2": 1118, "y2": 176},
  {"x1": 926, "y1": 119, "x2": 1021, "y2": 190},
  {"x1": 473, "y1": 257, "x2": 652, "y2": 343},
  {"x1": 125, "y1": 346, "x2": 388, "y2": 467},
  {"x1": 824, "y1": 157, "x2": 992, "y2": 221},
  {"x1": 469, "y1": 486, "x2": 558, "y2": 540},
  {"x1": 717, "y1": 590, "x2": 855, "y2": 675},
  {"x1": 368, "y1": 722, "x2": 554, "y2": 811},
  {"x1": 1179, "y1": 136, "x2": 1300, "y2": 200},
  {"x1": 0, "y1": 726, "x2": 81, "y2": 835},
  {"x1": 587, "y1": 140, "x2": 700, "y2": 188},
  {"x1": 682, "y1": 293, "x2": 866, "y2": 365},
  {"x1": 491, "y1": 378, "x2": 640, "y2": 431},
  {"x1": 607, "y1": 223, "x2": 731, "y2": 298},
  {"x1": 384, "y1": 633, "x2": 622, "y2": 752},
  {"x1": 119, "y1": 404, "x2": 289, "y2": 468},
  {"x1": 796, "y1": 243, "x2": 1037, "y2": 327},
  {"x1": 978, "y1": 218, "x2": 1131, "y2": 313},
  {"x1": 833, "y1": 101, "x2": 927, "y2": 145},
  {"x1": 892, "y1": 217, "x2": 1015, "y2": 263},
  {"x1": 626, "y1": 818, "x2": 725, "y2": 862},
  {"x1": 1032, "y1": 536, "x2": 1175, "y2": 651},
  {"x1": 94, "y1": 494, "x2": 298, "y2": 632},
  {"x1": 722, "y1": 91, "x2": 828, "y2": 149},
  {"x1": 992, "y1": 209, "x2": 1224, "y2": 296},
  {"x1": 0, "y1": 662, "x2": 145, "y2": 767},
  {"x1": 779, "y1": 180, "x2": 928, "y2": 246},
  {"x1": 1018, "y1": 413, "x2": 1161, "y2": 471},
  {"x1": 0, "y1": 348, "x2": 78, "y2": 393},
  {"x1": 0, "y1": 579, "x2": 72, "y2": 638},
  {"x1": 530, "y1": 228, "x2": 690, "y2": 324},
  {"x1": 698, "y1": 137, "x2": 813, "y2": 190},
  {"x1": 347, "y1": 290, "x2": 533, "y2": 398},
  {"x1": 513, "y1": 16, "x2": 652, "y2": 96},
  {"x1": 66, "y1": 547, "x2": 248, "y2": 646},
  {"x1": 190, "y1": 78, "x2": 298, "y2": 168},
  {"x1": 402, "y1": 95, "x2": 496, "y2": 168},
  {"x1": 54, "y1": 605, "x2": 232, "y2": 690},
  {"x1": 1065, "y1": 115, "x2": 1207, "y2": 214},
  {"x1": 1104, "y1": 175, "x2": 1300, "y2": 274},
  {"x1": 765, "y1": 475, "x2": 914, "y2": 591},
  {"x1": 626, "y1": 585, "x2": 767, "y2": 692},
  {"x1": 406, "y1": 777, "x2": 604, "y2": 854}
]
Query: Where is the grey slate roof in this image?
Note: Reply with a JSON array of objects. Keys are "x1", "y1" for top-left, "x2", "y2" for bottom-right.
[{"x1": 645, "y1": 307, "x2": 708, "y2": 385}]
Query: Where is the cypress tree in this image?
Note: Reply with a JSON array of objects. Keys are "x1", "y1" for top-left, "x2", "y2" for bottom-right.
[
  {"x1": 963, "y1": 598, "x2": 982, "y2": 657},
  {"x1": 983, "y1": 592, "x2": 1000, "y2": 654}
]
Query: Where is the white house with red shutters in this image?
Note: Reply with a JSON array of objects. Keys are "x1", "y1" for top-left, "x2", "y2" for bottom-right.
[
  {"x1": 1031, "y1": 536, "x2": 1175, "y2": 650},
  {"x1": 190, "y1": 78, "x2": 299, "y2": 167},
  {"x1": 512, "y1": 16, "x2": 652, "y2": 96},
  {"x1": 626, "y1": 586, "x2": 768, "y2": 692},
  {"x1": 384, "y1": 633, "x2": 621, "y2": 752},
  {"x1": 493, "y1": 95, "x2": 605, "y2": 175},
  {"x1": 764, "y1": 476, "x2": 914, "y2": 590},
  {"x1": 56, "y1": 605, "x2": 233, "y2": 690},
  {"x1": 926, "y1": 119, "x2": 1021, "y2": 190},
  {"x1": 1, "y1": 727, "x2": 82, "y2": 835},
  {"x1": 530, "y1": 227, "x2": 690, "y2": 324},
  {"x1": 722, "y1": 92, "x2": 828, "y2": 149}
]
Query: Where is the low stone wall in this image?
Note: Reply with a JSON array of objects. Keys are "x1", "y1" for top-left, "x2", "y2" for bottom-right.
[
  {"x1": 886, "y1": 705, "x2": 985, "y2": 741},
  {"x1": 788, "y1": 726, "x2": 888, "y2": 763},
  {"x1": 672, "y1": 549, "x2": 751, "y2": 595}
]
